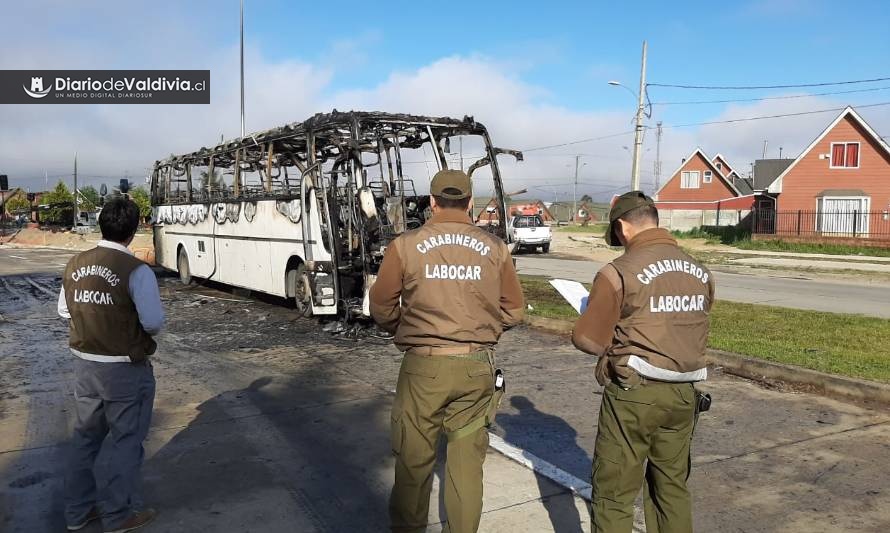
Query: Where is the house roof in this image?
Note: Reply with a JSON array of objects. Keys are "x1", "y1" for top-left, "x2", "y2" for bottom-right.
[
  {"x1": 767, "y1": 106, "x2": 890, "y2": 194},
  {"x1": 711, "y1": 153, "x2": 737, "y2": 177},
  {"x1": 655, "y1": 148, "x2": 742, "y2": 198},
  {"x1": 816, "y1": 189, "x2": 868, "y2": 197},
  {"x1": 753, "y1": 159, "x2": 794, "y2": 190},
  {"x1": 734, "y1": 177, "x2": 755, "y2": 195}
]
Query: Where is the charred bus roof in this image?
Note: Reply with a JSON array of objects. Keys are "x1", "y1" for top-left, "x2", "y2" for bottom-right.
[{"x1": 154, "y1": 110, "x2": 498, "y2": 169}]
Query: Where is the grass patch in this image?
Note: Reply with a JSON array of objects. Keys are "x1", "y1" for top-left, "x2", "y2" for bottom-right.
[
  {"x1": 672, "y1": 226, "x2": 890, "y2": 258},
  {"x1": 555, "y1": 223, "x2": 609, "y2": 234},
  {"x1": 735, "y1": 238, "x2": 890, "y2": 258},
  {"x1": 709, "y1": 301, "x2": 890, "y2": 382},
  {"x1": 520, "y1": 276, "x2": 890, "y2": 382},
  {"x1": 521, "y1": 276, "x2": 585, "y2": 320}
]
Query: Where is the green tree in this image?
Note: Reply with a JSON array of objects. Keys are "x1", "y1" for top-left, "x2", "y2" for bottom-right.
[
  {"x1": 39, "y1": 181, "x2": 75, "y2": 225},
  {"x1": 5, "y1": 193, "x2": 31, "y2": 215},
  {"x1": 129, "y1": 186, "x2": 152, "y2": 219},
  {"x1": 78, "y1": 185, "x2": 100, "y2": 211}
]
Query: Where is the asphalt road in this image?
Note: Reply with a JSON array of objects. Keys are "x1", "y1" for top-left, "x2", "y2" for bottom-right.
[
  {"x1": 516, "y1": 255, "x2": 890, "y2": 318},
  {"x1": 1, "y1": 246, "x2": 889, "y2": 532}
]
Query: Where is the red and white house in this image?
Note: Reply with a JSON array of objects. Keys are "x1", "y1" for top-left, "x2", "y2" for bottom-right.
[
  {"x1": 764, "y1": 106, "x2": 890, "y2": 239},
  {"x1": 653, "y1": 148, "x2": 756, "y2": 229}
]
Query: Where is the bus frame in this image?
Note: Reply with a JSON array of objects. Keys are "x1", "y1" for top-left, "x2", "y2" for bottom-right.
[{"x1": 150, "y1": 110, "x2": 522, "y2": 317}]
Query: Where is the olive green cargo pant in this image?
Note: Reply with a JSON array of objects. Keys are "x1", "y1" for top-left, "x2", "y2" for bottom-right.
[
  {"x1": 591, "y1": 380, "x2": 697, "y2": 533},
  {"x1": 389, "y1": 351, "x2": 495, "y2": 533}
]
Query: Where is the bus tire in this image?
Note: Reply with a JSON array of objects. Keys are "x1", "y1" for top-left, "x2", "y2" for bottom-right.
[
  {"x1": 177, "y1": 247, "x2": 192, "y2": 285},
  {"x1": 288, "y1": 263, "x2": 313, "y2": 317}
]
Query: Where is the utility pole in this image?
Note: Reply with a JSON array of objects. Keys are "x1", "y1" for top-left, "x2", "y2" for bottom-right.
[
  {"x1": 630, "y1": 40, "x2": 647, "y2": 191},
  {"x1": 654, "y1": 121, "x2": 663, "y2": 191},
  {"x1": 240, "y1": 0, "x2": 245, "y2": 138},
  {"x1": 573, "y1": 155, "x2": 580, "y2": 222},
  {"x1": 73, "y1": 152, "x2": 79, "y2": 224},
  {"x1": 762, "y1": 140, "x2": 768, "y2": 159}
]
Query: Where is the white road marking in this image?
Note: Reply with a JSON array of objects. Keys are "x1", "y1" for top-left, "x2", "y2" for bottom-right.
[
  {"x1": 488, "y1": 433, "x2": 646, "y2": 532},
  {"x1": 488, "y1": 433, "x2": 592, "y2": 500},
  {"x1": 9, "y1": 255, "x2": 28, "y2": 260}
]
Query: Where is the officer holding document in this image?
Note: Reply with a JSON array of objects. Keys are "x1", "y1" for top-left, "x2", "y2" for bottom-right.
[{"x1": 572, "y1": 191, "x2": 714, "y2": 533}]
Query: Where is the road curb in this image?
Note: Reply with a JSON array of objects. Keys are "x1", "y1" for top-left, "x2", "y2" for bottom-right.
[
  {"x1": 705, "y1": 349, "x2": 890, "y2": 406},
  {"x1": 523, "y1": 316, "x2": 890, "y2": 405},
  {"x1": 524, "y1": 315, "x2": 574, "y2": 335}
]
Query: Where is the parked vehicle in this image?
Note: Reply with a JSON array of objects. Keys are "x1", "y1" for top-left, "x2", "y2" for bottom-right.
[{"x1": 510, "y1": 214, "x2": 551, "y2": 253}]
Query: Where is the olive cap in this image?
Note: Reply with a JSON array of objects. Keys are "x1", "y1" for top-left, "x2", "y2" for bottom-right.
[
  {"x1": 430, "y1": 169, "x2": 472, "y2": 200},
  {"x1": 604, "y1": 190, "x2": 655, "y2": 246}
]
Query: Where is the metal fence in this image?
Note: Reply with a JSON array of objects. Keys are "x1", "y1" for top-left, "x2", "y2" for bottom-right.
[{"x1": 753, "y1": 210, "x2": 890, "y2": 239}]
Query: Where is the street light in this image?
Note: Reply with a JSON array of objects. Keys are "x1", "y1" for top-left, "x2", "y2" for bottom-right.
[
  {"x1": 567, "y1": 159, "x2": 587, "y2": 223},
  {"x1": 608, "y1": 40, "x2": 648, "y2": 192},
  {"x1": 608, "y1": 80, "x2": 638, "y2": 100}
]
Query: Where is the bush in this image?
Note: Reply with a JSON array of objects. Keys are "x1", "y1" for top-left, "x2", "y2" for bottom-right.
[{"x1": 671, "y1": 225, "x2": 751, "y2": 245}]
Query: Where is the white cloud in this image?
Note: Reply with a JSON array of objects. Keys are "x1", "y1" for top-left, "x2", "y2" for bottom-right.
[{"x1": 0, "y1": 46, "x2": 332, "y2": 188}]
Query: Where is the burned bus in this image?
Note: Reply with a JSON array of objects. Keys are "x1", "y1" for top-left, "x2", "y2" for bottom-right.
[{"x1": 150, "y1": 110, "x2": 522, "y2": 317}]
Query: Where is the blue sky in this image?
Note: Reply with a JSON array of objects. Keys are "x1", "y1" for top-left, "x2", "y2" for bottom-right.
[
  {"x1": 2, "y1": 0, "x2": 889, "y2": 198},
  {"x1": 253, "y1": 0, "x2": 890, "y2": 119}
]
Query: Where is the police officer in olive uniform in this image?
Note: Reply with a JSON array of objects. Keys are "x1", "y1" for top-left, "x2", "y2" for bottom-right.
[
  {"x1": 370, "y1": 169, "x2": 525, "y2": 533},
  {"x1": 572, "y1": 191, "x2": 714, "y2": 533}
]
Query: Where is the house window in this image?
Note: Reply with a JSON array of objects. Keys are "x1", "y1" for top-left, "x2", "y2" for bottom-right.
[
  {"x1": 703, "y1": 170, "x2": 713, "y2": 184},
  {"x1": 830, "y1": 142, "x2": 860, "y2": 168},
  {"x1": 680, "y1": 171, "x2": 700, "y2": 189},
  {"x1": 816, "y1": 196, "x2": 870, "y2": 235},
  {"x1": 715, "y1": 162, "x2": 722, "y2": 171}
]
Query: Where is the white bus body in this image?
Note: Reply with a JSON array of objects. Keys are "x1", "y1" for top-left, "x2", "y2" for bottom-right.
[{"x1": 151, "y1": 111, "x2": 520, "y2": 318}]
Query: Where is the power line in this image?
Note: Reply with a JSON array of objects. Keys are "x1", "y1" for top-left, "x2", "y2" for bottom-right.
[
  {"x1": 652, "y1": 85, "x2": 890, "y2": 105},
  {"x1": 521, "y1": 130, "x2": 635, "y2": 152},
  {"x1": 648, "y1": 76, "x2": 890, "y2": 90},
  {"x1": 659, "y1": 101, "x2": 890, "y2": 129}
]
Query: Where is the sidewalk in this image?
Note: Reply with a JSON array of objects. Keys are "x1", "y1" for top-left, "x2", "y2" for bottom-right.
[
  {"x1": 718, "y1": 247, "x2": 890, "y2": 263},
  {"x1": 428, "y1": 451, "x2": 594, "y2": 533},
  {"x1": 729, "y1": 256, "x2": 890, "y2": 273}
]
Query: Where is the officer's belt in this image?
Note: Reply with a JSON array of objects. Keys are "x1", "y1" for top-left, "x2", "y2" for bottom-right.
[{"x1": 407, "y1": 344, "x2": 493, "y2": 357}]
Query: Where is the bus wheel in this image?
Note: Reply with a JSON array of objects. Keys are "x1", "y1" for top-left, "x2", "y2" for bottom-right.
[
  {"x1": 289, "y1": 263, "x2": 313, "y2": 317},
  {"x1": 177, "y1": 248, "x2": 192, "y2": 285}
]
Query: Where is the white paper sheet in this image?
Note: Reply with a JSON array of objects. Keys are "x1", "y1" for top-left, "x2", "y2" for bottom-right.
[{"x1": 548, "y1": 279, "x2": 589, "y2": 315}]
